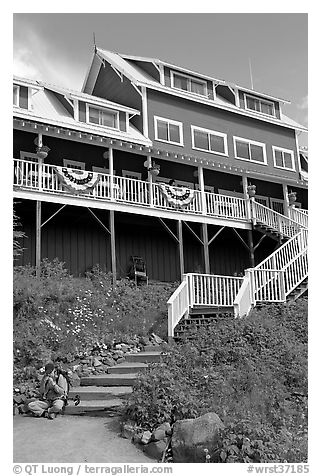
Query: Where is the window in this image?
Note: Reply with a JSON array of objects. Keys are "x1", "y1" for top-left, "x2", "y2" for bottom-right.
[
  {"x1": 122, "y1": 170, "x2": 142, "y2": 180},
  {"x1": 244, "y1": 94, "x2": 276, "y2": 117},
  {"x1": 233, "y1": 137, "x2": 267, "y2": 164},
  {"x1": 13, "y1": 85, "x2": 19, "y2": 106},
  {"x1": 63, "y1": 159, "x2": 85, "y2": 171},
  {"x1": 272, "y1": 146, "x2": 295, "y2": 171},
  {"x1": 191, "y1": 126, "x2": 228, "y2": 156},
  {"x1": 86, "y1": 105, "x2": 119, "y2": 129},
  {"x1": 154, "y1": 116, "x2": 183, "y2": 146},
  {"x1": 170, "y1": 71, "x2": 207, "y2": 97}
]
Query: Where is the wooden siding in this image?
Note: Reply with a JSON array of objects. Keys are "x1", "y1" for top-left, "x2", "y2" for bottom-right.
[
  {"x1": 238, "y1": 90, "x2": 281, "y2": 120},
  {"x1": 51, "y1": 91, "x2": 74, "y2": 116},
  {"x1": 79, "y1": 101, "x2": 86, "y2": 123},
  {"x1": 147, "y1": 89, "x2": 301, "y2": 182},
  {"x1": 19, "y1": 86, "x2": 29, "y2": 109},
  {"x1": 216, "y1": 85, "x2": 236, "y2": 105},
  {"x1": 92, "y1": 63, "x2": 143, "y2": 133},
  {"x1": 164, "y1": 67, "x2": 214, "y2": 100},
  {"x1": 127, "y1": 60, "x2": 160, "y2": 81}
]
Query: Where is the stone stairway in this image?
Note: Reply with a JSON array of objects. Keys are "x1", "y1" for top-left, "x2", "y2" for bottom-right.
[{"x1": 65, "y1": 345, "x2": 163, "y2": 416}]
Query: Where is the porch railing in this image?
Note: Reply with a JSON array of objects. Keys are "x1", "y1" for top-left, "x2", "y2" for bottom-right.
[
  {"x1": 251, "y1": 201, "x2": 302, "y2": 238},
  {"x1": 288, "y1": 207, "x2": 308, "y2": 229},
  {"x1": 167, "y1": 277, "x2": 189, "y2": 338},
  {"x1": 13, "y1": 158, "x2": 250, "y2": 222}
]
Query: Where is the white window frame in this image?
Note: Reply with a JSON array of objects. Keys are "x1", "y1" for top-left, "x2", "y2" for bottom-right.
[
  {"x1": 92, "y1": 166, "x2": 116, "y2": 175},
  {"x1": 122, "y1": 170, "x2": 142, "y2": 180},
  {"x1": 244, "y1": 93, "x2": 276, "y2": 118},
  {"x1": 85, "y1": 104, "x2": 120, "y2": 130},
  {"x1": 20, "y1": 151, "x2": 39, "y2": 163},
  {"x1": 63, "y1": 159, "x2": 85, "y2": 170},
  {"x1": 191, "y1": 125, "x2": 228, "y2": 157},
  {"x1": 154, "y1": 116, "x2": 184, "y2": 146},
  {"x1": 272, "y1": 146, "x2": 296, "y2": 171},
  {"x1": 233, "y1": 136, "x2": 267, "y2": 165},
  {"x1": 13, "y1": 85, "x2": 20, "y2": 107},
  {"x1": 170, "y1": 70, "x2": 208, "y2": 97}
]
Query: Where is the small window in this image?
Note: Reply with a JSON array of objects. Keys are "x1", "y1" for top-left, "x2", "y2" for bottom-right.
[
  {"x1": 63, "y1": 159, "x2": 85, "y2": 171},
  {"x1": 191, "y1": 126, "x2": 228, "y2": 156},
  {"x1": 13, "y1": 85, "x2": 19, "y2": 106},
  {"x1": 154, "y1": 116, "x2": 183, "y2": 146},
  {"x1": 272, "y1": 147, "x2": 295, "y2": 171},
  {"x1": 122, "y1": 170, "x2": 142, "y2": 180},
  {"x1": 171, "y1": 71, "x2": 207, "y2": 97},
  {"x1": 86, "y1": 105, "x2": 119, "y2": 129},
  {"x1": 233, "y1": 137, "x2": 267, "y2": 165},
  {"x1": 244, "y1": 93, "x2": 276, "y2": 117}
]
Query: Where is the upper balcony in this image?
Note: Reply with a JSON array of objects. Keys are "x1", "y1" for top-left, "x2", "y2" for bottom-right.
[{"x1": 13, "y1": 158, "x2": 251, "y2": 229}]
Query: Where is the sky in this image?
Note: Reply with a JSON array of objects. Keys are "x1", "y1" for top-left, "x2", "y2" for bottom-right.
[{"x1": 13, "y1": 12, "x2": 308, "y2": 147}]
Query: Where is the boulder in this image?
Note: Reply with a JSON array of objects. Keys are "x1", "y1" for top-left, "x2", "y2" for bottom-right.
[
  {"x1": 139, "y1": 336, "x2": 150, "y2": 346},
  {"x1": 102, "y1": 357, "x2": 116, "y2": 367},
  {"x1": 121, "y1": 422, "x2": 136, "y2": 440},
  {"x1": 143, "y1": 440, "x2": 167, "y2": 460},
  {"x1": 171, "y1": 412, "x2": 224, "y2": 463},
  {"x1": 157, "y1": 422, "x2": 172, "y2": 436},
  {"x1": 70, "y1": 372, "x2": 81, "y2": 387},
  {"x1": 151, "y1": 333, "x2": 164, "y2": 345},
  {"x1": 140, "y1": 430, "x2": 152, "y2": 445},
  {"x1": 93, "y1": 358, "x2": 103, "y2": 367}
]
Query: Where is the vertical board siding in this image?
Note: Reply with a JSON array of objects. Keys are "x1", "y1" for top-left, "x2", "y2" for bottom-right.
[{"x1": 19, "y1": 86, "x2": 29, "y2": 109}]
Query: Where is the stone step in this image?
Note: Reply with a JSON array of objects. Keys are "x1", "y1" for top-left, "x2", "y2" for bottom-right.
[
  {"x1": 125, "y1": 352, "x2": 163, "y2": 363},
  {"x1": 142, "y1": 344, "x2": 163, "y2": 352},
  {"x1": 108, "y1": 362, "x2": 148, "y2": 374},
  {"x1": 64, "y1": 399, "x2": 123, "y2": 415},
  {"x1": 80, "y1": 373, "x2": 138, "y2": 387},
  {"x1": 69, "y1": 386, "x2": 132, "y2": 401}
]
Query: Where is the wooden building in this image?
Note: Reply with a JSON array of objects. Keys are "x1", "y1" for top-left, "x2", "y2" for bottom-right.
[{"x1": 13, "y1": 48, "x2": 308, "y2": 335}]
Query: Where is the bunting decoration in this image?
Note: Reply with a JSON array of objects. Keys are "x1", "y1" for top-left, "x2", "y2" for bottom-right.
[
  {"x1": 159, "y1": 184, "x2": 195, "y2": 208},
  {"x1": 54, "y1": 167, "x2": 100, "y2": 193}
]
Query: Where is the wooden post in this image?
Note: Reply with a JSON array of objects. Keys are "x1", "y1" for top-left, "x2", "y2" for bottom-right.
[
  {"x1": 201, "y1": 223, "x2": 210, "y2": 273},
  {"x1": 147, "y1": 155, "x2": 154, "y2": 207},
  {"x1": 247, "y1": 229, "x2": 255, "y2": 268},
  {"x1": 242, "y1": 175, "x2": 252, "y2": 220},
  {"x1": 198, "y1": 165, "x2": 207, "y2": 215},
  {"x1": 109, "y1": 210, "x2": 117, "y2": 284},
  {"x1": 36, "y1": 201, "x2": 42, "y2": 277},
  {"x1": 177, "y1": 220, "x2": 184, "y2": 280},
  {"x1": 282, "y1": 183, "x2": 290, "y2": 217},
  {"x1": 109, "y1": 147, "x2": 114, "y2": 201}
]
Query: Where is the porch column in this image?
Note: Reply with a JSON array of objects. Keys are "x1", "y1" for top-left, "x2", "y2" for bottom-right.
[
  {"x1": 177, "y1": 220, "x2": 184, "y2": 280},
  {"x1": 198, "y1": 165, "x2": 207, "y2": 215},
  {"x1": 201, "y1": 223, "x2": 210, "y2": 274},
  {"x1": 147, "y1": 155, "x2": 154, "y2": 207},
  {"x1": 109, "y1": 147, "x2": 114, "y2": 201},
  {"x1": 247, "y1": 229, "x2": 255, "y2": 268},
  {"x1": 36, "y1": 201, "x2": 42, "y2": 278},
  {"x1": 109, "y1": 210, "x2": 117, "y2": 284},
  {"x1": 282, "y1": 183, "x2": 290, "y2": 217},
  {"x1": 242, "y1": 175, "x2": 252, "y2": 220}
]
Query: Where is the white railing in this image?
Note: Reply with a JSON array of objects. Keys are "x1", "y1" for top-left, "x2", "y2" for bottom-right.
[
  {"x1": 13, "y1": 158, "x2": 251, "y2": 222},
  {"x1": 288, "y1": 207, "x2": 308, "y2": 229},
  {"x1": 167, "y1": 277, "x2": 189, "y2": 338},
  {"x1": 252, "y1": 201, "x2": 301, "y2": 238},
  {"x1": 206, "y1": 192, "x2": 248, "y2": 220},
  {"x1": 188, "y1": 273, "x2": 243, "y2": 307}
]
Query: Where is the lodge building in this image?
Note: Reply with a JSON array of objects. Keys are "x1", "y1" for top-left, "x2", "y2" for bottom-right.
[{"x1": 13, "y1": 47, "x2": 308, "y2": 332}]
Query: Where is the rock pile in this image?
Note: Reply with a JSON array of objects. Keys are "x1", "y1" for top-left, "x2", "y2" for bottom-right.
[{"x1": 121, "y1": 421, "x2": 173, "y2": 461}]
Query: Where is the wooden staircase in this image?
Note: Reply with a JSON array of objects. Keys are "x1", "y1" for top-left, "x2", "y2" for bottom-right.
[
  {"x1": 174, "y1": 306, "x2": 234, "y2": 340},
  {"x1": 65, "y1": 346, "x2": 163, "y2": 416}
]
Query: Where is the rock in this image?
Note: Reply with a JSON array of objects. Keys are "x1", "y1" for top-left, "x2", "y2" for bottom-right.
[
  {"x1": 102, "y1": 357, "x2": 116, "y2": 367},
  {"x1": 112, "y1": 350, "x2": 124, "y2": 359},
  {"x1": 70, "y1": 372, "x2": 81, "y2": 387},
  {"x1": 121, "y1": 422, "x2": 136, "y2": 440},
  {"x1": 156, "y1": 422, "x2": 172, "y2": 436},
  {"x1": 151, "y1": 428, "x2": 166, "y2": 441},
  {"x1": 143, "y1": 440, "x2": 167, "y2": 460},
  {"x1": 140, "y1": 430, "x2": 152, "y2": 445},
  {"x1": 116, "y1": 357, "x2": 126, "y2": 364},
  {"x1": 139, "y1": 336, "x2": 150, "y2": 346},
  {"x1": 115, "y1": 344, "x2": 122, "y2": 350},
  {"x1": 171, "y1": 412, "x2": 224, "y2": 463},
  {"x1": 151, "y1": 333, "x2": 164, "y2": 344}
]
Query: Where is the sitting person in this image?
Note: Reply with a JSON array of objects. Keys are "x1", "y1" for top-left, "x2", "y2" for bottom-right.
[{"x1": 28, "y1": 362, "x2": 68, "y2": 419}]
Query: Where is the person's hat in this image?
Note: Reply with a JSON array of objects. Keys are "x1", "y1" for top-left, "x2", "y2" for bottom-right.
[{"x1": 44, "y1": 362, "x2": 55, "y2": 373}]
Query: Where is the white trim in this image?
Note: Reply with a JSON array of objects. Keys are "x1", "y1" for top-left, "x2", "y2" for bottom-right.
[
  {"x1": 122, "y1": 170, "x2": 142, "y2": 180},
  {"x1": 13, "y1": 85, "x2": 20, "y2": 107},
  {"x1": 85, "y1": 103, "x2": 120, "y2": 130},
  {"x1": 233, "y1": 136, "x2": 267, "y2": 165},
  {"x1": 170, "y1": 70, "x2": 208, "y2": 98},
  {"x1": 92, "y1": 166, "x2": 115, "y2": 174},
  {"x1": 244, "y1": 93, "x2": 276, "y2": 118},
  {"x1": 272, "y1": 146, "x2": 296, "y2": 171},
  {"x1": 73, "y1": 99, "x2": 79, "y2": 122},
  {"x1": 63, "y1": 159, "x2": 85, "y2": 170},
  {"x1": 142, "y1": 86, "x2": 149, "y2": 137},
  {"x1": 191, "y1": 125, "x2": 228, "y2": 157},
  {"x1": 154, "y1": 115, "x2": 184, "y2": 146},
  {"x1": 159, "y1": 65, "x2": 165, "y2": 86}
]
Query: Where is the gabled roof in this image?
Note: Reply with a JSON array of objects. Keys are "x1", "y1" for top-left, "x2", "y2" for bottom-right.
[
  {"x1": 13, "y1": 76, "x2": 151, "y2": 147},
  {"x1": 90, "y1": 48, "x2": 307, "y2": 133}
]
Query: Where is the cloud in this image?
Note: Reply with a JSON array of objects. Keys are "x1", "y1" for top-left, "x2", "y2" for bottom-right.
[
  {"x1": 297, "y1": 95, "x2": 308, "y2": 110},
  {"x1": 296, "y1": 94, "x2": 308, "y2": 127}
]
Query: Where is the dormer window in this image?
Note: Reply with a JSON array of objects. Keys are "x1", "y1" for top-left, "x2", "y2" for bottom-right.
[
  {"x1": 244, "y1": 93, "x2": 276, "y2": 117},
  {"x1": 170, "y1": 71, "x2": 207, "y2": 97},
  {"x1": 86, "y1": 104, "x2": 119, "y2": 129},
  {"x1": 13, "y1": 85, "x2": 20, "y2": 106}
]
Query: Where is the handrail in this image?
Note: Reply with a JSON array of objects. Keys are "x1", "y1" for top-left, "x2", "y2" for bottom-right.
[
  {"x1": 288, "y1": 207, "x2": 308, "y2": 229},
  {"x1": 252, "y1": 201, "x2": 302, "y2": 237},
  {"x1": 167, "y1": 277, "x2": 189, "y2": 338}
]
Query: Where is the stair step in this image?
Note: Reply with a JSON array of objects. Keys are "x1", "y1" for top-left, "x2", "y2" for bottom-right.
[
  {"x1": 80, "y1": 373, "x2": 138, "y2": 387},
  {"x1": 142, "y1": 344, "x2": 163, "y2": 352},
  {"x1": 64, "y1": 398, "x2": 123, "y2": 415},
  {"x1": 125, "y1": 352, "x2": 163, "y2": 363},
  {"x1": 69, "y1": 386, "x2": 132, "y2": 401},
  {"x1": 108, "y1": 362, "x2": 148, "y2": 374}
]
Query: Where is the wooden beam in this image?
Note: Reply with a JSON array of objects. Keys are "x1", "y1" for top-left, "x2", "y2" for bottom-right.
[
  {"x1": 109, "y1": 210, "x2": 117, "y2": 284},
  {"x1": 41, "y1": 204, "x2": 67, "y2": 228},
  {"x1": 177, "y1": 220, "x2": 184, "y2": 280},
  {"x1": 232, "y1": 228, "x2": 250, "y2": 251},
  {"x1": 247, "y1": 229, "x2": 255, "y2": 267},
  {"x1": 282, "y1": 183, "x2": 290, "y2": 217},
  {"x1": 201, "y1": 223, "x2": 210, "y2": 274},
  {"x1": 253, "y1": 233, "x2": 266, "y2": 251},
  {"x1": 208, "y1": 226, "x2": 225, "y2": 246},
  {"x1": 183, "y1": 221, "x2": 204, "y2": 245},
  {"x1": 158, "y1": 218, "x2": 179, "y2": 243},
  {"x1": 36, "y1": 201, "x2": 41, "y2": 278},
  {"x1": 87, "y1": 208, "x2": 111, "y2": 235}
]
